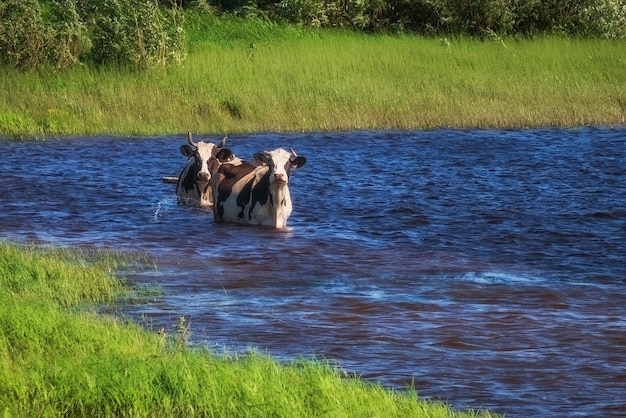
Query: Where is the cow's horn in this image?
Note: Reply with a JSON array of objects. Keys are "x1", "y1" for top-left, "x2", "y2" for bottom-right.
[
  {"x1": 290, "y1": 148, "x2": 298, "y2": 158},
  {"x1": 187, "y1": 131, "x2": 197, "y2": 147},
  {"x1": 218, "y1": 136, "x2": 228, "y2": 148}
]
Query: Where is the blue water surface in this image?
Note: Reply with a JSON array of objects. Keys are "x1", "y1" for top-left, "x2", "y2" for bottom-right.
[{"x1": 1, "y1": 127, "x2": 625, "y2": 417}]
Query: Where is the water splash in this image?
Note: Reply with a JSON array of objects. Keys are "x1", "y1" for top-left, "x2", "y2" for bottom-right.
[
  {"x1": 153, "y1": 195, "x2": 177, "y2": 221},
  {"x1": 455, "y1": 271, "x2": 545, "y2": 285}
]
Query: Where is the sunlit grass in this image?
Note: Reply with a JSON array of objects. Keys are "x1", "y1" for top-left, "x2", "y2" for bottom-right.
[
  {"x1": 0, "y1": 242, "x2": 496, "y2": 417},
  {"x1": 0, "y1": 16, "x2": 624, "y2": 137}
]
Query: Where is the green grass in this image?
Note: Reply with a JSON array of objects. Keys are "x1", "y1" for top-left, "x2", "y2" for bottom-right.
[
  {"x1": 0, "y1": 15, "x2": 624, "y2": 137},
  {"x1": 0, "y1": 242, "x2": 496, "y2": 417}
]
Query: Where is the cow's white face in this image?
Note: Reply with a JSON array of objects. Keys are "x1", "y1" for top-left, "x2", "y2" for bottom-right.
[
  {"x1": 177, "y1": 134, "x2": 231, "y2": 207},
  {"x1": 254, "y1": 148, "x2": 307, "y2": 187},
  {"x1": 180, "y1": 141, "x2": 219, "y2": 183},
  {"x1": 197, "y1": 142, "x2": 221, "y2": 181}
]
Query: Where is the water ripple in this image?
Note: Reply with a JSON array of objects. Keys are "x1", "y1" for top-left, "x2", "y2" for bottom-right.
[{"x1": 2, "y1": 127, "x2": 626, "y2": 417}]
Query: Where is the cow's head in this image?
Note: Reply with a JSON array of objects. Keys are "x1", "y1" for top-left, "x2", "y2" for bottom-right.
[
  {"x1": 253, "y1": 148, "x2": 307, "y2": 186},
  {"x1": 179, "y1": 132, "x2": 228, "y2": 183}
]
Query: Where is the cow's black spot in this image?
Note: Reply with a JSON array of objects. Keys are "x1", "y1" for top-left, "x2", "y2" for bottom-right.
[
  {"x1": 236, "y1": 178, "x2": 254, "y2": 219},
  {"x1": 249, "y1": 170, "x2": 271, "y2": 219},
  {"x1": 178, "y1": 160, "x2": 198, "y2": 193}
]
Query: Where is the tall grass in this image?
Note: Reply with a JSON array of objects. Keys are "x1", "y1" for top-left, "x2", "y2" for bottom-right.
[
  {"x1": 0, "y1": 242, "x2": 496, "y2": 417},
  {"x1": 1, "y1": 16, "x2": 624, "y2": 137}
]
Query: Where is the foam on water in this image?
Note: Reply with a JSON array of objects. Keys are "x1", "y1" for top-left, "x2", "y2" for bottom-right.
[{"x1": 455, "y1": 271, "x2": 545, "y2": 285}]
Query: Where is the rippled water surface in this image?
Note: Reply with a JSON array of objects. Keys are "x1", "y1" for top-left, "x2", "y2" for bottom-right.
[{"x1": 2, "y1": 128, "x2": 625, "y2": 417}]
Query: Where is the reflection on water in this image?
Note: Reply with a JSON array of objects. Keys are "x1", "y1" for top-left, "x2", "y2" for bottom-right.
[{"x1": 1, "y1": 127, "x2": 626, "y2": 417}]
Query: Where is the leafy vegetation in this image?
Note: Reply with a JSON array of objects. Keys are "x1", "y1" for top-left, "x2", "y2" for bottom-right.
[
  {"x1": 0, "y1": 0, "x2": 185, "y2": 70},
  {"x1": 0, "y1": 5, "x2": 624, "y2": 136},
  {"x1": 1, "y1": 25, "x2": 624, "y2": 136},
  {"x1": 0, "y1": 0, "x2": 624, "y2": 72},
  {"x1": 0, "y1": 242, "x2": 497, "y2": 417},
  {"x1": 207, "y1": 0, "x2": 626, "y2": 38}
]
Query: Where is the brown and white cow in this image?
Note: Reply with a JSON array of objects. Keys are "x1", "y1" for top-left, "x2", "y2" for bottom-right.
[
  {"x1": 211, "y1": 148, "x2": 307, "y2": 228},
  {"x1": 176, "y1": 132, "x2": 232, "y2": 206}
]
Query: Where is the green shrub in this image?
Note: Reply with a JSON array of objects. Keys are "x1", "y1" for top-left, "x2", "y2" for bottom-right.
[
  {"x1": 441, "y1": 0, "x2": 515, "y2": 36},
  {"x1": 0, "y1": 0, "x2": 44, "y2": 70},
  {"x1": 275, "y1": 0, "x2": 372, "y2": 29},
  {"x1": 0, "y1": 0, "x2": 185, "y2": 71},
  {"x1": 76, "y1": 0, "x2": 186, "y2": 68},
  {"x1": 252, "y1": 0, "x2": 626, "y2": 37},
  {"x1": 512, "y1": 0, "x2": 626, "y2": 38},
  {"x1": 570, "y1": 0, "x2": 626, "y2": 38},
  {"x1": 0, "y1": 0, "x2": 90, "y2": 70},
  {"x1": 45, "y1": 0, "x2": 93, "y2": 68}
]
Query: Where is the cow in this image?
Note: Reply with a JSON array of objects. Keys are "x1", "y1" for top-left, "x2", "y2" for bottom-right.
[
  {"x1": 211, "y1": 148, "x2": 307, "y2": 229},
  {"x1": 176, "y1": 132, "x2": 232, "y2": 206}
]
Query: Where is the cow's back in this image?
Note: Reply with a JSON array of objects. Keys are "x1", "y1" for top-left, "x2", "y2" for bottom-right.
[{"x1": 213, "y1": 161, "x2": 260, "y2": 222}]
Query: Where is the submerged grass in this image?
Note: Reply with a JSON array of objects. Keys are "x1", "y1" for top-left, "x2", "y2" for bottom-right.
[
  {"x1": 0, "y1": 15, "x2": 624, "y2": 137},
  {"x1": 0, "y1": 242, "x2": 496, "y2": 417}
]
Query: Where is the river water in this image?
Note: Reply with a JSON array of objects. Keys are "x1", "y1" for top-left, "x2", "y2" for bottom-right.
[{"x1": 1, "y1": 127, "x2": 625, "y2": 417}]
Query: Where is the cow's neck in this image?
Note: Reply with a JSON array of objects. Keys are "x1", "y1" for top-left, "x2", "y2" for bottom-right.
[
  {"x1": 270, "y1": 183, "x2": 290, "y2": 228},
  {"x1": 197, "y1": 182, "x2": 212, "y2": 206}
]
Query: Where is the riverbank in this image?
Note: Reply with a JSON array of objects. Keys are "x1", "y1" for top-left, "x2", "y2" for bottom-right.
[
  {"x1": 1, "y1": 16, "x2": 624, "y2": 137},
  {"x1": 0, "y1": 242, "x2": 495, "y2": 417}
]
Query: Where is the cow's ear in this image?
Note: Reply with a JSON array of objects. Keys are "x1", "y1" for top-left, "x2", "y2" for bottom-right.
[
  {"x1": 254, "y1": 153, "x2": 269, "y2": 166},
  {"x1": 216, "y1": 148, "x2": 234, "y2": 162},
  {"x1": 291, "y1": 156, "x2": 307, "y2": 169},
  {"x1": 180, "y1": 145, "x2": 194, "y2": 157}
]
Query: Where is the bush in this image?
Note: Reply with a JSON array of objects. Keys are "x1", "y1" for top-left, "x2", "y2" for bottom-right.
[
  {"x1": 270, "y1": 0, "x2": 626, "y2": 37},
  {"x1": 0, "y1": 0, "x2": 46, "y2": 70},
  {"x1": 0, "y1": 0, "x2": 185, "y2": 71},
  {"x1": 570, "y1": 0, "x2": 626, "y2": 38},
  {"x1": 0, "y1": 0, "x2": 90, "y2": 70},
  {"x1": 76, "y1": 0, "x2": 186, "y2": 68},
  {"x1": 441, "y1": 0, "x2": 516, "y2": 36},
  {"x1": 513, "y1": 0, "x2": 626, "y2": 38}
]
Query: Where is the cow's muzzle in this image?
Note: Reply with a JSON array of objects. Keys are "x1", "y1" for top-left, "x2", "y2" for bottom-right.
[
  {"x1": 273, "y1": 173, "x2": 288, "y2": 184},
  {"x1": 197, "y1": 172, "x2": 210, "y2": 182}
]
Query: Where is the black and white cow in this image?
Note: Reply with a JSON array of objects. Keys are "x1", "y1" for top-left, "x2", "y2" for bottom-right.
[
  {"x1": 176, "y1": 132, "x2": 231, "y2": 206},
  {"x1": 211, "y1": 148, "x2": 307, "y2": 228}
]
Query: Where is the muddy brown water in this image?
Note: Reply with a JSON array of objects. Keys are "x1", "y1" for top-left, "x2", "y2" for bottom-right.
[{"x1": 1, "y1": 128, "x2": 625, "y2": 417}]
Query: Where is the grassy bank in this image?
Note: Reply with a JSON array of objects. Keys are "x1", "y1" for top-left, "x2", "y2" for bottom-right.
[
  {"x1": 1, "y1": 16, "x2": 625, "y2": 137},
  {"x1": 0, "y1": 242, "x2": 495, "y2": 417}
]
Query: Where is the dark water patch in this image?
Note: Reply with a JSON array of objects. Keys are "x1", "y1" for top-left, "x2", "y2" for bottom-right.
[{"x1": 2, "y1": 127, "x2": 626, "y2": 417}]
